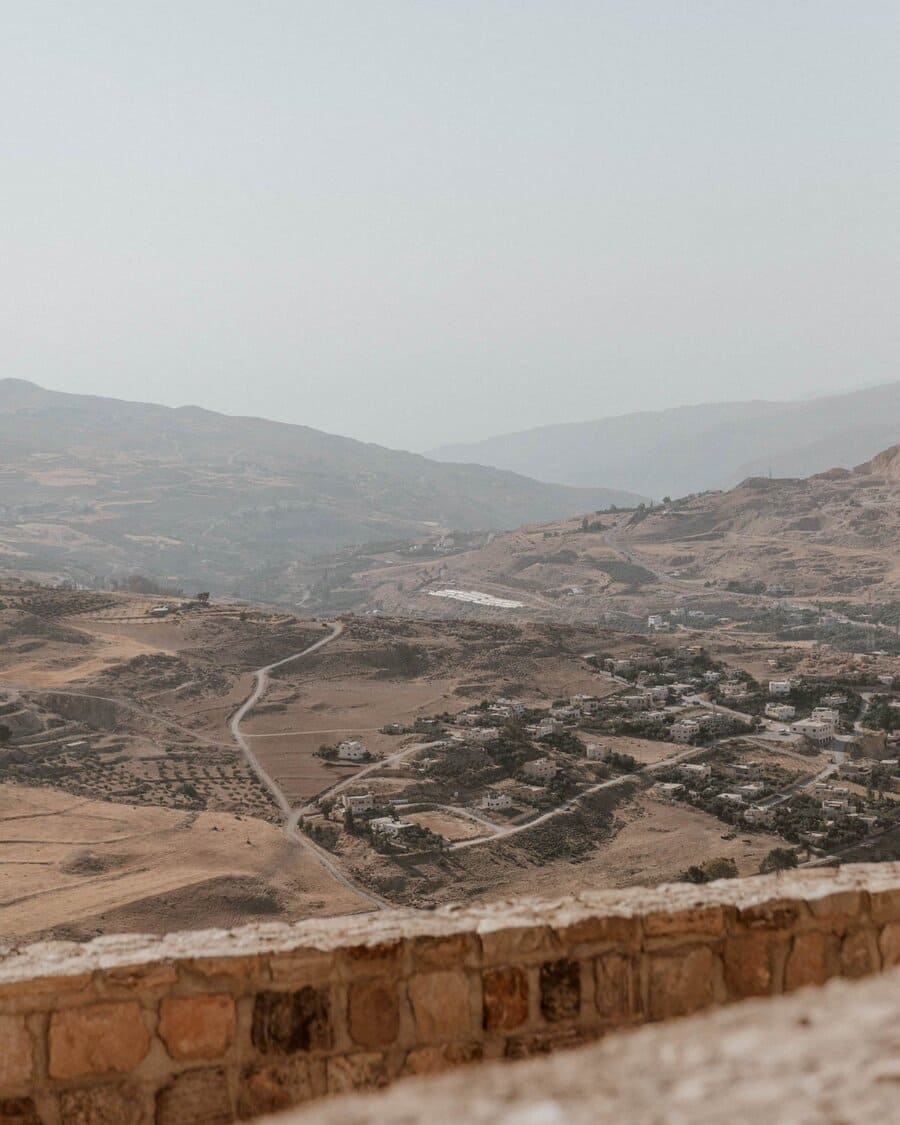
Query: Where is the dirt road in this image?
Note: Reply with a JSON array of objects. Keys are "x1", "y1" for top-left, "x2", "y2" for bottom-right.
[{"x1": 228, "y1": 622, "x2": 389, "y2": 911}]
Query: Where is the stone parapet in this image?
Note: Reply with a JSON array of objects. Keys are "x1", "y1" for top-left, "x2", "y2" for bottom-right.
[
  {"x1": 1, "y1": 863, "x2": 899, "y2": 1121},
  {"x1": 274, "y1": 965, "x2": 900, "y2": 1124}
]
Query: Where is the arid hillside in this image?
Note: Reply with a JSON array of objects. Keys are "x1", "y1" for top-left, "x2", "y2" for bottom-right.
[
  {"x1": 619, "y1": 443, "x2": 900, "y2": 600},
  {"x1": 284, "y1": 446, "x2": 900, "y2": 639},
  {"x1": 0, "y1": 379, "x2": 641, "y2": 595}
]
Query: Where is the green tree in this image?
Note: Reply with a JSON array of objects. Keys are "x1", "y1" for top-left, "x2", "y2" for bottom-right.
[
  {"x1": 703, "y1": 857, "x2": 739, "y2": 881},
  {"x1": 0, "y1": 724, "x2": 10, "y2": 744},
  {"x1": 759, "y1": 847, "x2": 798, "y2": 874}
]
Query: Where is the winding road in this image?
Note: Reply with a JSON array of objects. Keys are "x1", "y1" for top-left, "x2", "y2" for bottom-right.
[{"x1": 228, "y1": 622, "x2": 389, "y2": 911}]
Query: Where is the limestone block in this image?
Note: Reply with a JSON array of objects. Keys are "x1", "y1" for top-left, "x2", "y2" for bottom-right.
[
  {"x1": 539, "y1": 959, "x2": 581, "y2": 1023},
  {"x1": 0, "y1": 1097, "x2": 41, "y2": 1125},
  {"x1": 251, "y1": 989, "x2": 331, "y2": 1055},
  {"x1": 785, "y1": 932, "x2": 831, "y2": 991},
  {"x1": 158, "y1": 994, "x2": 236, "y2": 1061},
  {"x1": 648, "y1": 946, "x2": 716, "y2": 1019},
  {"x1": 482, "y1": 967, "x2": 528, "y2": 1032},
  {"x1": 408, "y1": 971, "x2": 471, "y2": 1040},
  {"x1": 347, "y1": 979, "x2": 399, "y2": 1048},
  {"x1": 325, "y1": 1052, "x2": 387, "y2": 1095},
  {"x1": 155, "y1": 1067, "x2": 232, "y2": 1125},
  {"x1": 0, "y1": 1016, "x2": 32, "y2": 1088},
  {"x1": 58, "y1": 1084, "x2": 143, "y2": 1125},
  {"x1": 48, "y1": 1002, "x2": 150, "y2": 1080},
  {"x1": 879, "y1": 922, "x2": 900, "y2": 968},
  {"x1": 724, "y1": 933, "x2": 783, "y2": 998},
  {"x1": 237, "y1": 1058, "x2": 312, "y2": 1119},
  {"x1": 594, "y1": 954, "x2": 640, "y2": 1021}
]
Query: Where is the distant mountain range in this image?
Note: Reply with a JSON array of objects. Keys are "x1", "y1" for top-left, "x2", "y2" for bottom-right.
[
  {"x1": 0, "y1": 379, "x2": 641, "y2": 591},
  {"x1": 428, "y1": 382, "x2": 900, "y2": 500}
]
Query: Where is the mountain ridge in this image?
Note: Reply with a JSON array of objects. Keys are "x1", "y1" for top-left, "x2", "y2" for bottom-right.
[
  {"x1": 427, "y1": 382, "x2": 900, "y2": 499},
  {"x1": 0, "y1": 379, "x2": 642, "y2": 593}
]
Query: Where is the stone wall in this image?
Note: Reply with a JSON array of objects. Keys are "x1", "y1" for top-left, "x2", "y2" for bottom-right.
[
  {"x1": 2, "y1": 863, "x2": 900, "y2": 1123},
  {"x1": 275, "y1": 965, "x2": 900, "y2": 1124}
]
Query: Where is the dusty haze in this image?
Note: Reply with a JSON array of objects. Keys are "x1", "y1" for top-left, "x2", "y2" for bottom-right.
[{"x1": 3, "y1": 2, "x2": 899, "y2": 450}]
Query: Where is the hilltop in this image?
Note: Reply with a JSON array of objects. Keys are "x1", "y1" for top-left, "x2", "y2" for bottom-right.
[
  {"x1": 0, "y1": 379, "x2": 641, "y2": 594},
  {"x1": 428, "y1": 382, "x2": 900, "y2": 499},
  {"x1": 283, "y1": 445, "x2": 900, "y2": 635},
  {"x1": 618, "y1": 443, "x2": 900, "y2": 600}
]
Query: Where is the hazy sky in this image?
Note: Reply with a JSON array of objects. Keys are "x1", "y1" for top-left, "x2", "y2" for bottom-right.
[{"x1": 3, "y1": 2, "x2": 899, "y2": 451}]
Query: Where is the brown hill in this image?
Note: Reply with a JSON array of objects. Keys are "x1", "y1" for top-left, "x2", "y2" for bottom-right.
[
  {"x1": 0, "y1": 380, "x2": 642, "y2": 593},
  {"x1": 854, "y1": 443, "x2": 900, "y2": 482},
  {"x1": 282, "y1": 444, "x2": 900, "y2": 622},
  {"x1": 617, "y1": 444, "x2": 900, "y2": 599}
]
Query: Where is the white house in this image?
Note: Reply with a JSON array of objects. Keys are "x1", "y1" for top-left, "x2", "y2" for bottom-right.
[
  {"x1": 522, "y1": 757, "x2": 558, "y2": 783},
  {"x1": 622, "y1": 695, "x2": 649, "y2": 712},
  {"x1": 468, "y1": 727, "x2": 500, "y2": 746},
  {"x1": 671, "y1": 719, "x2": 701, "y2": 743},
  {"x1": 792, "y1": 719, "x2": 834, "y2": 745},
  {"x1": 653, "y1": 782, "x2": 684, "y2": 799},
  {"x1": 811, "y1": 707, "x2": 840, "y2": 726},
  {"x1": 534, "y1": 718, "x2": 563, "y2": 740},
  {"x1": 585, "y1": 743, "x2": 607, "y2": 762},
  {"x1": 765, "y1": 703, "x2": 796, "y2": 721},
  {"x1": 481, "y1": 791, "x2": 513, "y2": 811},
  {"x1": 370, "y1": 817, "x2": 416, "y2": 838},
  {"x1": 342, "y1": 792, "x2": 375, "y2": 813},
  {"x1": 720, "y1": 683, "x2": 751, "y2": 701},
  {"x1": 744, "y1": 806, "x2": 774, "y2": 827},
  {"x1": 679, "y1": 762, "x2": 711, "y2": 781},
  {"x1": 768, "y1": 680, "x2": 793, "y2": 696},
  {"x1": 647, "y1": 614, "x2": 665, "y2": 629},
  {"x1": 337, "y1": 740, "x2": 369, "y2": 761},
  {"x1": 737, "y1": 782, "x2": 765, "y2": 800},
  {"x1": 549, "y1": 705, "x2": 580, "y2": 722}
]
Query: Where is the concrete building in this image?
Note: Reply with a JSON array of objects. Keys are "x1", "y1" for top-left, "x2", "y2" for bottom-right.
[
  {"x1": 337, "y1": 740, "x2": 369, "y2": 761},
  {"x1": 370, "y1": 817, "x2": 416, "y2": 838},
  {"x1": 792, "y1": 719, "x2": 834, "y2": 745},
  {"x1": 671, "y1": 719, "x2": 701, "y2": 743},
  {"x1": 522, "y1": 757, "x2": 558, "y2": 783},
  {"x1": 811, "y1": 708, "x2": 841, "y2": 726},
  {"x1": 341, "y1": 792, "x2": 375, "y2": 813},
  {"x1": 765, "y1": 703, "x2": 796, "y2": 721},
  {"x1": 653, "y1": 782, "x2": 685, "y2": 799},
  {"x1": 622, "y1": 695, "x2": 649, "y2": 712},
  {"x1": 480, "y1": 791, "x2": 512, "y2": 811},
  {"x1": 768, "y1": 680, "x2": 793, "y2": 696},
  {"x1": 468, "y1": 727, "x2": 500, "y2": 746}
]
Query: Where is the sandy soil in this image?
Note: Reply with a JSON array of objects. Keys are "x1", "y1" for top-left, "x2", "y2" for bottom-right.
[
  {"x1": 442, "y1": 794, "x2": 785, "y2": 905},
  {"x1": 0, "y1": 784, "x2": 368, "y2": 941},
  {"x1": 406, "y1": 810, "x2": 486, "y2": 841}
]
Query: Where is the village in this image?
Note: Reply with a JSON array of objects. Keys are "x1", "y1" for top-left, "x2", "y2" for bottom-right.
[{"x1": 297, "y1": 642, "x2": 900, "y2": 882}]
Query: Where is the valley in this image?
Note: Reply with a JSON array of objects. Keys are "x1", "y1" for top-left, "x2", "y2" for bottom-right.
[{"x1": 2, "y1": 568, "x2": 897, "y2": 943}]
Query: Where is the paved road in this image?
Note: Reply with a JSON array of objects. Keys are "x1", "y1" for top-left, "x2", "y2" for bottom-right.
[
  {"x1": 229, "y1": 622, "x2": 389, "y2": 911},
  {"x1": 446, "y1": 773, "x2": 639, "y2": 852}
]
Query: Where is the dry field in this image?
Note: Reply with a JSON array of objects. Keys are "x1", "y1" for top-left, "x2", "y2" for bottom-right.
[
  {"x1": 0, "y1": 784, "x2": 368, "y2": 942},
  {"x1": 418, "y1": 793, "x2": 786, "y2": 907}
]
